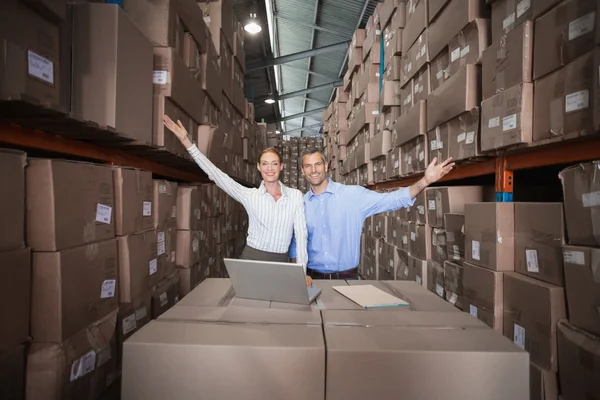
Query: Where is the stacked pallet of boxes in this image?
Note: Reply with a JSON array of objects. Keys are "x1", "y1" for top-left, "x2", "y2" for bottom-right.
[{"x1": 276, "y1": 136, "x2": 324, "y2": 192}]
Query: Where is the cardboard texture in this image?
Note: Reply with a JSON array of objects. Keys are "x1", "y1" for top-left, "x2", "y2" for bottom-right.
[
  {"x1": 113, "y1": 168, "x2": 153, "y2": 236},
  {"x1": 503, "y1": 272, "x2": 566, "y2": 371},
  {"x1": 465, "y1": 202, "x2": 515, "y2": 271},
  {"x1": 200, "y1": 0, "x2": 235, "y2": 51},
  {"x1": 480, "y1": 83, "x2": 533, "y2": 151},
  {"x1": 176, "y1": 186, "x2": 202, "y2": 231},
  {"x1": 431, "y1": 228, "x2": 448, "y2": 263},
  {"x1": 413, "y1": 65, "x2": 430, "y2": 104},
  {"x1": 533, "y1": 49, "x2": 596, "y2": 142},
  {"x1": 559, "y1": 160, "x2": 600, "y2": 247},
  {"x1": 425, "y1": 186, "x2": 484, "y2": 228},
  {"x1": 0, "y1": 248, "x2": 31, "y2": 353},
  {"x1": 401, "y1": 134, "x2": 429, "y2": 175},
  {"x1": 490, "y1": 0, "x2": 534, "y2": 42},
  {"x1": 0, "y1": 346, "x2": 25, "y2": 400},
  {"x1": 71, "y1": 3, "x2": 153, "y2": 144},
  {"x1": 482, "y1": 20, "x2": 532, "y2": 101},
  {"x1": 403, "y1": 0, "x2": 428, "y2": 53},
  {"x1": 530, "y1": 362, "x2": 559, "y2": 400},
  {"x1": 514, "y1": 203, "x2": 565, "y2": 286},
  {"x1": 427, "y1": 260, "x2": 446, "y2": 299},
  {"x1": 26, "y1": 311, "x2": 118, "y2": 400},
  {"x1": 153, "y1": 180, "x2": 178, "y2": 231},
  {"x1": 445, "y1": 213, "x2": 465, "y2": 262},
  {"x1": 26, "y1": 159, "x2": 115, "y2": 252},
  {"x1": 31, "y1": 238, "x2": 118, "y2": 343},
  {"x1": 117, "y1": 231, "x2": 160, "y2": 304},
  {"x1": 463, "y1": 262, "x2": 504, "y2": 331},
  {"x1": 23, "y1": 0, "x2": 66, "y2": 21},
  {"x1": 0, "y1": 0, "x2": 61, "y2": 107},
  {"x1": 117, "y1": 290, "x2": 152, "y2": 356},
  {"x1": 533, "y1": 0, "x2": 599, "y2": 80},
  {"x1": 395, "y1": 100, "x2": 427, "y2": 146},
  {"x1": 0, "y1": 149, "x2": 25, "y2": 252},
  {"x1": 443, "y1": 260, "x2": 464, "y2": 309},
  {"x1": 152, "y1": 95, "x2": 194, "y2": 156},
  {"x1": 562, "y1": 245, "x2": 600, "y2": 336},
  {"x1": 402, "y1": 32, "x2": 429, "y2": 84},
  {"x1": 151, "y1": 272, "x2": 180, "y2": 319},
  {"x1": 446, "y1": 108, "x2": 481, "y2": 161},
  {"x1": 557, "y1": 321, "x2": 600, "y2": 400},
  {"x1": 201, "y1": 37, "x2": 222, "y2": 105}
]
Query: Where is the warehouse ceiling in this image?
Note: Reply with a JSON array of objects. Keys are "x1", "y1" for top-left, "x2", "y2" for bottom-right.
[{"x1": 231, "y1": 0, "x2": 381, "y2": 136}]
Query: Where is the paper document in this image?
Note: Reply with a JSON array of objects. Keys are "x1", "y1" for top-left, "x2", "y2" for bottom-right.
[{"x1": 333, "y1": 285, "x2": 409, "y2": 308}]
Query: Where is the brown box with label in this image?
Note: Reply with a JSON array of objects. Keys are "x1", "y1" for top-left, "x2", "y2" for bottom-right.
[
  {"x1": 176, "y1": 186, "x2": 202, "y2": 231},
  {"x1": 559, "y1": 160, "x2": 600, "y2": 247},
  {"x1": 490, "y1": 0, "x2": 534, "y2": 42},
  {"x1": 430, "y1": 228, "x2": 448, "y2": 263},
  {"x1": 445, "y1": 213, "x2": 465, "y2": 261},
  {"x1": 71, "y1": 3, "x2": 153, "y2": 144},
  {"x1": 151, "y1": 272, "x2": 180, "y2": 319},
  {"x1": 401, "y1": 134, "x2": 429, "y2": 175},
  {"x1": 482, "y1": 20, "x2": 532, "y2": 101},
  {"x1": 427, "y1": 125, "x2": 450, "y2": 169},
  {"x1": 443, "y1": 260, "x2": 464, "y2": 309},
  {"x1": 503, "y1": 272, "x2": 566, "y2": 371},
  {"x1": 402, "y1": 32, "x2": 429, "y2": 85},
  {"x1": 410, "y1": 190, "x2": 428, "y2": 224},
  {"x1": 0, "y1": 149, "x2": 25, "y2": 252},
  {"x1": 0, "y1": 248, "x2": 31, "y2": 353},
  {"x1": 445, "y1": 108, "x2": 481, "y2": 161},
  {"x1": 562, "y1": 245, "x2": 600, "y2": 336},
  {"x1": 514, "y1": 203, "x2": 565, "y2": 286},
  {"x1": 427, "y1": 260, "x2": 445, "y2": 298},
  {"x1": 153, "y1": 180, "x2": 178, "y2": 232},
  {"x1": 31, "y1": 239, "x2": 118, "y2": 343},
  {"x1": 118, "y1": 231, "x2": 160, "y2": 305},
  {"x1": 427, "y1": 65, "x2": 481, "y2": 131},
  {"x1": 199, "y1": 0, "x2": 235, "y2": 51},
  {"x1": 530, "y1": 362, "x2": 559, "y2": 400},
  {"x1": 480, "y1": 83, "x2": 533, "y2": 151},
  {"x1": 463, "y1": 261, "x2": 504, "y2": 330},
  {"x1": 153, "y1": 95, "x2": 194, "y2": 156},
  {"x1": 200, "y1": 37, "x2": 222, "y2": 106},
  {"x1": 403, "y1": 0, "x2": 429, "y2": 53},
  {"x1": 409, "y1": 222, "x2": 432, "y2": 260},
  {"x1": 26, "y1": 159, "x2": 115, "y2": 252},
  {"x1": 0, "y1": 0, "x2": 60, "y2": 107},
  {"x1": 176, "y1": 230, "x2": 201, "y2": 268},
  {"x1": 412, "y1": 65, "x2": 431, "y2": 103},
  {"x1": 113, "y1": 168, "x2": 153, "y2": 236},
  {"x1": 426, "y1": 186, "x2": 485, "y2": 228},
  {"x1": 395, "y1": 100, "x2": 427, "y2": 146},
  {"x1": 427, "y1": 0, "x2": 490, "y2": 61},
  {"x1": 533, "y1": 0, "x2": 598, "y2": 80},
  {"x1": 465, "y1": 202, "x2": 515, "y2": 271},
  {"x1": 118, "y1": 290, "x2": 152, "y2": 362},
  {"x1": 533, "y1": 49, "x2": 596, "y2": 142},
  {"x1": 27, "y1": 311, "x2": 118, "y2": 400},
  {"x1": 557, "y1": 321, "x2": 600, "y2": 400}
]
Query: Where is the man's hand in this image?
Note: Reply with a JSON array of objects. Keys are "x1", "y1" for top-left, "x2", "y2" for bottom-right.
[
  {"x1": 305, "y1": 275, "x2": 313, "y2": 286},
  {"x1": 424, "y1": 157, "x2": 455, "y2": 184},
  {"x1": 163, "y1": 114, "x2": 192, "y2": 147}
]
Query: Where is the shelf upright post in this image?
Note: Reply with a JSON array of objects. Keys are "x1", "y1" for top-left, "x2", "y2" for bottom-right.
[{"x1": 495, "y1": 156, "x2": 513, "y2": 202}]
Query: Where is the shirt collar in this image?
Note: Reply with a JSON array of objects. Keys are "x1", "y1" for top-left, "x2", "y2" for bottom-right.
[
  {"x1": 307, "y1": 178, "x2": 335, "y2": 200},
  {"x1": 259, "y1": 180, "x2": 288, "y2": 197}
]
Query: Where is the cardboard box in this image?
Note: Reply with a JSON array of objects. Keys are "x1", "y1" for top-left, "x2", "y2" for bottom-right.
[
  {"x1": 559, "y1": 160, "x2": 600, "y2": 247},
  {"x1": 445, "y1": 213, "x2": 465, "y2": 261},
  {"x1": 151, "y1": 272, "x2": 180, "y2": 319},
  {"x1": 324, "y1": 309, "x2": 528, "y2": 400},
  {"x1": 0, "y1": 345, "x2": 25, "y2": 400},
  {"x1": 113, "y1": 168, "x2": 153, "y2": 236},
  {"x1": 490, "y1": 0, "x2": 534, "y2": 42},
  {"x1": 413, "y1": 65, "x2": 431, "y2": 103},
  {"x1": 401, "y1": 134, "x2": 429, "y2": 175},
  {"x1": 409, "y1": 222, "x2": 432, "y2": 260},
  {"x1": 533, "y1": 49, "x2": 596, "y2": 142},
  {"x1": 514, "y1": 203, "x2": 565, "y2": 286},
  {"x1": 530, "y1": 363, "x2": 559, "y2": 400},
  {"x1": 480, "y1": 83, "x2": 533, "y2": 151},
  {"x1": 533, "y1": 0, "x2": 599, "y2": 80},
  {"x1": 428, "y1": 260, "x2": 445, "y2": 298},
  {"x1": 403, "y1": 0, "x2": 428, "y2": 53},
  {"x1": 176, "y1": 186, "x2": 202, "y2": 231},
  {"x1": 386, "y1": 147, "x2": 402, "y2": 178},
  {"x1": 465, "y1": 202, "x2": 515, "y2": 271},
  {"x1": 0, "y1": 0, "x2": 60, "y2": 107},
  {"x1": 176, "y1": 230, "x2": 201, "y2": 268},
  {"x1": 153, "y1": 180, "x2": 178, "y2": 232},
  {"x1": 26, "y1": 311, "x2": 118, "y2": 400},
  {"x1": 31, "y1": 238, "x2": 118, "y2": 343},
  {"x1": 444, "y1": 260, "x2": 464, "y2": 309},
  {"x1": 562, "y1": 245, "x2": 600, "y2": 336},
  {"x1": 427, "y1": 65, "x2": 481, "y2": 131},
  {"x1": 22, "y1": 0, "x2": 66, "y2": 21},
  {"x1": 26, "y1": 159, "x2": 115, "y2": 252},
  {"x1": 427, "y1": 0, "x2": 490, "y2": 61},
  {"x1": 117, "y1": 290, "x2": 152, "y2": 358},
  {"x1": 557, "y1": 321, "x2": 600, "y2": 400},
  {"x1": 0, "y1": 149, "x2": 25, "y2": 252},
  {"x1": 71, "y1": 3, "x2": 153, "y2": 144},
  {"x1": 443, "y1": 108, "x2": 480, "y2": 161},
  {"x1": 200, "y1": 0, "x2": 235, "y2": 51},
  {"x1": 0, "y1": 248, "x2": 31, "y2": 352},
  {"x1": 425, "y1": 186, "x2": 485, "y2": 228},
  {"x1": 118, "y1": 231, "x2": 161, "y2": 304},
  {"x1": 503, "y1": 272, "x2": 566, "y2": 371},
  {"x1": 395, "y1": 100, "x2": 427, "y2": 146},
  {"x1": 410, "y1": 191, "x2": 428, "y2": 224},
  {"x1": 482, "y1": 21, "x2": 532, "y2": 101},
  {"x1": 402, "y1": 32, "x2": 429, "y2": 84},
  {"x1": 158, "y1": 227, "x2": 177, "y2": 277},
  {"x1": 201, "y1": 38, "x2": 222, "y2": 106},
  {"x1": 463, "y1": 262, "x2": 504, "y2": 330}
]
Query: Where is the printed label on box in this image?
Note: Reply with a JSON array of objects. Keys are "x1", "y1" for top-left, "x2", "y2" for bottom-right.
[
  {"x1": 122, "y1": 314, "x2": 137, "y2": 335},
  {"x1": 568, "y1": 12, "x2": 596, "y2": 41},
  {"x1": 28, "y1": 50, "x2": 54, "y2": 85},
  {"x1": 469, "y1": 304, "x2": 478, "y2": 318},
  {"x1": 403, "y1": 235, "x2": 408, "y2": 245},
  {"x1": 565, "y1": 90, "x2": 589, "y2": 113},
  {"x1": 416, "y1": 275, "x2": 422, "y2": 285},
  {"x1": 96, "y1": 204, "x2": 112, "y2": 224},
  {"x1": 516, "y1": 0, "x2": 530, "y2": 19},
  {"x1": 436, "y1": 284, "x2": 444, "y2": 297},
  {"x1": 428, "y1": 200, "x2": 436, "y2": 210},
  {"x1": 472, "y1": 240, "x2": 481, "y2": 260},
  {"x1": 453, "y1": 245, "x2": 461, "y2": 260},
  {"x1": 582, "y1": 191, "x2": 600, "y2": 207},
  {"x1": 70, "y1": 350, "x2": 96, "y2": 382},
  {"x1": 159, "y1": 184, "x2": 167, "y2": 194},
  {"x1": 450, "y1": 48, "x2": 461, "y2": 63},
  {"x1": 419, "y1": 151, "x2": 424, "y2": 161},
  {"x1": 411, "y1": 232, "x2": 416, "y2": 241},
  {"x1": 153, "y1": 71, "x2": 169, "y2": 84},
  {"x1": 457, "y1": 132, "x2": 466, "y2": 143},
  {"x1": 157, "y1": 241, "x2": 166, "y2": 256},
  {"x1": 404, "y1": 266, "x2": 409, "y2": 276},
  {"x1": 193, "y1": 239, "x2": 199, "y2": 252},
  {"x1": 525, "y1": 249, "x2": 539, "y2": 273},
  {"x1": 143, "y1": 201, "x2": 152, "y2": 216},
  {"x1": 513, "y1": 323, "x2": 526, "y2": 349},
  {"x1": 502, "y1": 114, "x2": 517, "y2": 131},
  {"x1": 417, "y1": 205, "x2": 425, "y2": 215},
  {"x1": 448, "y1": 292, "x2": 457, "y2": 305},
  {"x1": 563, "y1": 250, "x2": 585, "y2": 265},
  {"x1": 135, "y1": 306, "x2": 148, "y2": 321},
  {"x1": 446, "y1": 231, "x2": 455, "y2": 242},
  {"x1": 460, "y1": 45, "x2": 470, "y2": 58},
  {"x1": 503, "y1": 13, "x2": 516, "y2": 30},
  {"x1": 466, "y1": 131, "x2": 475, "y2": 144},
  {"x1": 488, "y1": 117, "x2": 500, "y2": 129},
  {"x1": 100, "y1": 279, "x2": 116, "y2": 299},
  {"x1": 149, "y1": 259, "x2": 158, "y2": 275},
  {"x1": 159, "y1": 292, "x2": 168, "y2": 307}
]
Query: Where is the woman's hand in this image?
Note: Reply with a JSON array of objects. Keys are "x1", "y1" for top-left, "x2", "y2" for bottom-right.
[
  {"x1": 163, "y1": 114, "x2": 192, "y2": 147},
  {"x1": 305, "y1": 275, "x2": 313, "y2": 287}
]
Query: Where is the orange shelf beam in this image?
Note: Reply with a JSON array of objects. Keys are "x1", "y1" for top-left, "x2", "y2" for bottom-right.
[{"x1": 0, "y1": 124, "x2": 208, "y2": 183}]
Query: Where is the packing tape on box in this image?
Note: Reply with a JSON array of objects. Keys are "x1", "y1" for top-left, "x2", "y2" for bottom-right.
[{"x1": 463, "y1": 287, "x2": 494, "y2": 313}]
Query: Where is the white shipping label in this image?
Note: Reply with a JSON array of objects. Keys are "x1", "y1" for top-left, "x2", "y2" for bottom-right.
[
  {"x1": 436, "y1": 70, "x2": 444, "y2": 80},
  {"x1": 28, "y1": 50, "x2": 54, "y2": 85},
  {"x1": 565, "y1": 90, "x2": 590, "y2": 112},
  {"x1": 394, "y1": 160, "x2": 399, "y2": 168},
  {"x1": 407, "y1": 156, "x2": 413, "y2": 165},
  {"x1": 149, "y1": 259, "x2": 158, "y2": 275},
  {"x1": 171, "y1": 251, "x2": 176, "y2": 262},
  {"x1": 516, "y1": 0, "x2": 530, "y2": 19},
  {"x1": 417, "y1": 205, "x2": 425, "y2": 215},
  {"x1": 403, "y1": 235, "x2": 408, "y2": 245},
  {"x1": 488, "y1": 117, "x2": 500, "y2": 128},
  {"x1": 419, "y1": 151, "x2": 424, "y2": 161},
  {"x1": 70, "y1": 350, "x2": 96, "y2": 382},
  {"x1": 472, "y1": 240, "x2": 481, "y2": 260},
  {"x1": 503, "y1": 13, "x2": 516, "y2": 30},
  {"x1": 568, "y1": 12, "x2": 596, "y2": 41},
  {"x1": 525, "y1": 249, "x2": 539, "y2": 273},
  {"x1": 436, "y1": 284, "x2": 444, "y2": 297},
  {"x1": 158, "y1": 231, "x2": 166, "y2": 243},
  {"x1": 446, "y1": 232, "x2": 455, "y2": 242},
  {"x1": 450, "y1": 47, "x2": 461, "y2": 62},
  {"x1": 469, "y1": 304, "x2": 478, "y2": 318},
  {"x1": 428, "y1": 200, "x2": 436, "y2": 210},
  {"x1": 460, "y1": 45, "x2": 470, "y2": 58},
  {"x1": 457, "y1": 132, "x2": 466, "y2": 143},
  {"x1": 159, "y1": 184, "x2": 167, "y2": 194},
  {"x1": 122, "y1": 314, "x2": 137, "y2": 335},
  {"x1": 95, "y1": 204, "x2": 112, "y2": 224},
  {"x1": 448, "y1": 293, "x2": 457, "y2": 305},
  {"x1": 172, "y1": 206, "x2": 177, "y2": 218},
  {"x1": 100, "y1": 279, "x2": 116, "y2": 299},
  {"x1": 411, "y1": 232, "x2": 416, "y2": 241},
  {"x1": 404, "y1": 266, "x2": 409, "y2": 276},
  {"x1": 421, "y1": 45, "x2": 427, "y2": 59},
  {"x1": 513, "y1": 323, "x2": 526, "y2": 349},
  {"x1": 432, "y1": 234, "x2": 438, "y2": 246},
  {"x1": 563, "y1": 250, "x2": 585, "y2": 265},
  {"x1": 416, "y1": 275, "x2": 422, "y2": 285},
  {"x1": 502, "y1": 114, "x2": 518, "y2": 131},
  {"x1": 159, "y1": 293, "x2": 168, "y2": 307},
  {"x1": 437, "y1": 140, "x2": 444, "y2": 149},
  {"x1": 582, "y1": 191, "x2": 600, "y2": 207},
  {"x1": 143, "y1": 201, "x2": 152, "y2": 216},
  {"x1": 135, "y1": 306, "x2": 148, "y2": 321},
  {"x1": 193, "y1": 239, "x2": 199, "y2": 252},
  {"x1": 453, "y1": 245, "x2": 461, "y2": 260},
  {"x1": 153, "y1": 70, "x2": 169, "y2": 84},
  {"x1": 431, "y1": 140, "x2": 438, "y2": 150},
  {"x1": 157, "y1": 241, "x2": 166, "y2": 256},
  {"x1": 466, "y1": 131, "x2": 475, "y2": 145},
  {"x1": 407, "y1": 62, "x2": 412, "y2": 73}
]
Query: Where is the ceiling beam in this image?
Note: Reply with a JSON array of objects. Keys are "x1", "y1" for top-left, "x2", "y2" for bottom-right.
[
  {"x1": 281, "y1": 64, "x2": 338, "y2": 81},
  {"x1": 246, "y1": 40, "x2": 351, "y2": 71},
  {"x1": 256, "y1": 80, "x2": 342, "y2": 102},
  {"x1": 273, "y1": 13, "x2": 344, "y2": 37},
  {"x1": 281, "y1": 123, "x2": 323, "y2": 135},
  {"x1": 276, "y1": 107, "x2": 327, "y2": 122},
  {"x1": 300, "y1": 0, "x2": 321, "y2": 134}
]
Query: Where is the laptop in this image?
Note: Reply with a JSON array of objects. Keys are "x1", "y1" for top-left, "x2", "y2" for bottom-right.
[{"x1": 223, "y1": 258, "x2": 321, "y2": 305}]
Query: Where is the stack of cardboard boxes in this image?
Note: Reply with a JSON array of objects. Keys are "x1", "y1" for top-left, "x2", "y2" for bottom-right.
[{"x1": 276, "y1": 135, "x2": 324, "y2": 192}]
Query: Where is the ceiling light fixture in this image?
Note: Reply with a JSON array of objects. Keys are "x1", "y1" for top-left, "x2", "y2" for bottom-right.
[
  {"x1": 244, "y1": 13, "x2": 262, "y2": 34},
  {"x1": 264, "y1": 97, "x2": 275, "y2": 104}
]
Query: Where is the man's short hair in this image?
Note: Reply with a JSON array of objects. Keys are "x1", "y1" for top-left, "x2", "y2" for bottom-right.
[{"x1": 299, "y1": 147, "x2": 328, "y2": 168}]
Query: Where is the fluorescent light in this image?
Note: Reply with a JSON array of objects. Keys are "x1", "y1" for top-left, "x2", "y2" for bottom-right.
[
  {"x1": 264, "y1": 98, "x2": 275, "y2": 104},
  {"x1": 275, "y1": 130, "x2": 281, "y2": 134},
  {"x1": 244, "y1": 21, "x2": 262, "y2": 34}
]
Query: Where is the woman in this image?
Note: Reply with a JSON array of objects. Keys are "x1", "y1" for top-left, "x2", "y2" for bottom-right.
[{"x1": 162, "y1": 115, "x2": 311, "y2": 286}]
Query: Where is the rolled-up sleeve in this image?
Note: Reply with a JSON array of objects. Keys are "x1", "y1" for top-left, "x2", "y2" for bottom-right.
[
  {"x1": 292, "y1": 197, "x2": 309, "y2": 273},
  {"x1": 358, "y1": 186, "x2": 415, "y2": 218}
]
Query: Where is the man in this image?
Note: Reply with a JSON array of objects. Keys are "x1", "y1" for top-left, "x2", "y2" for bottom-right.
[{"x1": 297, "y1": 147, "x2": 455, "y2": 280}]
